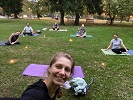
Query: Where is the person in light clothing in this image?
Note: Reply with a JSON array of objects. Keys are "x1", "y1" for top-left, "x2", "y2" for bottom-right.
[
  {"x1": 22, "y1": 22, "x2": 34, "y2": 36},
  {"x1": 106, "y1": 34, "x2": 128, "y2": 54}
]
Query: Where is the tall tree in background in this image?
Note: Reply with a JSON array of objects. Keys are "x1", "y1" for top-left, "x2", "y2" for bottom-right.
[
  {"x1": 66, "y1": 0, "x2": 103, "y2": 25},
  {"x1": 104, "y1": 0, "x2": 133, "y2": 25},
  {"x1": 0, "y1": 0, "x2": 23, "y2": 18},
  {"x1": 116, "y1": 0, "x2": 133, "y2": 22},
  {"x1": 62, "y1": 0, "x2": 86, "y2": 25},
  {"x1": 32, "y1": 0, "x2": 49, "y2": 19},
  {"x1": 10, "y1": 0, "x2": 23, "y2": 18},
  {"x1": 72, "y1": 0, "x2": 85, "y2": 25},
  {"x1": 48, "y1": 0, "x2": 65, "y2": 25},
  {"x1": 0, "y1": 0, "x2": 11, "y2": 17},
  {"x1": 87, "y1": 0, "x2": 103, "y2": 16},
  {"x1": 23, "y1": 0, "x2": 49, "y2": 19}
]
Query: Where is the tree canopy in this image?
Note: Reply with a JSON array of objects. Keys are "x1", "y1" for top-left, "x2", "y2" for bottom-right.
[{"x1": 0, "y1": 0, "x2": 23, "y2": 18}]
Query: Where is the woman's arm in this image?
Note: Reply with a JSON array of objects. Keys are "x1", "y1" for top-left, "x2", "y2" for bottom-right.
[
  {"x1": 8, "y1": 33, "x2": 14, "y2": 44},
  {"x1": 106, "y1": 42, "x2": 112, "y2": 50},
  {"x1": 121, "y1": 41, "x2": 128, "y2": 52}
]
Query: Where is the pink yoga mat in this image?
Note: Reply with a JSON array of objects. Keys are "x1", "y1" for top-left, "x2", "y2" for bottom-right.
[{"x1": 22, "y1": 64, "x2": 84, "y2": 78}]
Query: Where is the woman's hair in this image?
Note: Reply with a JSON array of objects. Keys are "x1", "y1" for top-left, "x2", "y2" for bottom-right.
[
  {"x1": 113, "y1": 34, "x2": 118, "y2": 36},
  {"x1": 49, "y1": 52, "x2": 75, "y2": 74}
]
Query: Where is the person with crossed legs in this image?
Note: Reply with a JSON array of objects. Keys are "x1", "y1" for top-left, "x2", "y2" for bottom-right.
[
  {"x1": 76, "y1": 24, "x2": 86, "y2": 38},
  {"x1": 22, "y1": 22, "x2": 34, "y2": 36},
  {"x1": 53, "y1": 22, "x2": 59, "y2": 31},
  {"x1": 106, "y1": 34, "x2": 128, "y2": 54}
]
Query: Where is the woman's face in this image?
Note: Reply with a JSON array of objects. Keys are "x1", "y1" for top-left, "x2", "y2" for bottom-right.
[
  {"x1": 16, "y1": 32, "x2": 20, "y2": 35},
  {"x1": 48, "y1": 56, "x2": 72, "y2": 86},
  {"x1": 114, "y1": 34, "x2": 118, "y2": 39}
]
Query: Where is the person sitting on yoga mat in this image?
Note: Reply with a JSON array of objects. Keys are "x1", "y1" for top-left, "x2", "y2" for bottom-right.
[
  {"x1": 53, "y1": 22, "x2": 59, "y2": 30},
  {"x1": 76, "y1": 24, "x2": 86, "y2": 37},
  {"x1": 105, "y1": 34, "x2": 128, "y2": 54},
  {"x1": 0, "y1": 52, "x2": 75, "y2": 100},
  {"x1": 5, "y1": 31, "x2": 21, "y2": 45},
  {"x1": 22, "y1": 22, "x2": 34, "y2": 36}
]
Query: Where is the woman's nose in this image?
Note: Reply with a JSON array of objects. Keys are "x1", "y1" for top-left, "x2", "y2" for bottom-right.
[{"x1": 59, "y1": 68, "x2": 65, "y2": 75}]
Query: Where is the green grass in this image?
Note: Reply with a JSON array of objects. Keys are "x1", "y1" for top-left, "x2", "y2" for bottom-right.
[{"x1": 0, "y1": 19, "x2": 133, "y2": 100}]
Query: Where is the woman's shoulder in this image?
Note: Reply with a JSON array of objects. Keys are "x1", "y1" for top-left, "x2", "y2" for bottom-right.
[{"x1": 20, "y1": 79, "x2": 49, "y2": 100}]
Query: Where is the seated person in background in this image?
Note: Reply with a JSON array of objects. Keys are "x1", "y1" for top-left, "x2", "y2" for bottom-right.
[
  {"x1": 106, "y1": 34, "x2": 128, "y2": 54},
  {"x1": 76, "y1": 24, "x2": 86, "y2": 37},
  {"x1": 53, "y1": 22, "x2": 59, "y2": 30},
  {"x1": 5, "y1": 31, "x2": 21, "y2": 45},
  {"x1": 22, "y1": 22, "x2": 34, "y2": 36}
]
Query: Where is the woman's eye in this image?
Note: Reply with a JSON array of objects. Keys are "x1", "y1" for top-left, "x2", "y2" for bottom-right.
[
  {"x1": 56, "y1": 66, "x2": 61, "y2": 69},
  {"x1": 65, "y1": 68, "x2": 71, "y2": 72}
]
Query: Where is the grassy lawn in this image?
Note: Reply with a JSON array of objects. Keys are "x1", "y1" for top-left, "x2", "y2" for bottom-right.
[{"x1": 0, "y1": 18, "x2": 133, "y2": 100}]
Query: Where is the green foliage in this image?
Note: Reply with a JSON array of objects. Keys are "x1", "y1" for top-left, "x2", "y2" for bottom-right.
[
  {"x1": 22, "y1": 0, "x2": 49, "y2": 18},
  {"x1": 87, "y1": 0, "x2": 103, "y2": 15},
  {"x1": 0, "y1": 0, "x2": 23, "y2": 18},
  {"x1": 104, "y1": 0, "x2": 133, "y2": 24}
]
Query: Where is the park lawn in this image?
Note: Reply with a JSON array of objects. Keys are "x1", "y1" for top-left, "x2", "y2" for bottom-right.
[{"x1": 0, "y1": 18, "x2": 133, "y2": 100}]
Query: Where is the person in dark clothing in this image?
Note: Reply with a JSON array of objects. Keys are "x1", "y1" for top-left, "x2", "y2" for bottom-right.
[
  {"x1": 0, "y1": 52, "x2": 75, "y2": 100},
  {"x1": 76, "y1": 24, "x2": 86, "y2": 38},
  {"x1": 5, "y1": 31, "x2": 21, "y2": 45},
  {"x1": 52, "y1": 22, "x2": 59, "y2": 30}
]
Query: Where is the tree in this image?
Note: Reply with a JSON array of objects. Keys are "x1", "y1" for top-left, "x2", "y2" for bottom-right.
[
  {"x1": 116, "y1": 0, "x2": 133, "y2": 22},
  {"x1": 0, "y1": 0, "x2": 23, "y2": 18},
  {"x1": 87, "y1": 0, "x2": 103, "y2": 15},
  {"x1": 22, "y1": 0, "x2": 49, "y2": 19},
  {"x1": 48, "y1": 0, "x2": 103, "y2": 25},
  {"x1": 65, "y1": 0, "x2": 103, "y2": 25},
  {"x1": 104, "y1": 0, "x2": 133, "y2": 25},
  {"x1": 10, "y1": 0, "x2": 23, "y2": 18},
  {"x1": 48, "y1": 0, "x2": 65, "y2": 25},
  {"x1": 62, "y1": 0, "x2": 86, "y2": 25}
]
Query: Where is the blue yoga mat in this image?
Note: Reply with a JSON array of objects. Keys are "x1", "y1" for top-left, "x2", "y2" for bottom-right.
[
  {"x1": 70, "y1": 34, "x2": 92, "y2": 38},
  {"x1": 128, "y1": 50, "x2": 133, "y2": 55},
  {"x1": 0, "y1": 41, "x2": 6, "y2": 46},
  {"x1": 0, "y1": 41, "x2": 20, "y2": 46}
]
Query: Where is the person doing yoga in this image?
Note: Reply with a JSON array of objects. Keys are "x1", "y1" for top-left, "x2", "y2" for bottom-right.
[
  {"x1": 106, "y1": 34, "x2": 128, "y2": 54},
  {"x1": 53, "y1": 22, "x2": 59, "y2": 31},
  {"x1": 22, "y1": 22, "x2": 34, "y2": 36},
  {"x1": 76, "y1": 24, "x2": 86, "y2": 38},
  {"x1": 5, "y1": 31, "x2": 21, "y2": 45}
]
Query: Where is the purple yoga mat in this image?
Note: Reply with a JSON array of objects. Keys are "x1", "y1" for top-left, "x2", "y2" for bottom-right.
[{"x1": 22, "y1": 64, "x2": 84, "y2": 78}]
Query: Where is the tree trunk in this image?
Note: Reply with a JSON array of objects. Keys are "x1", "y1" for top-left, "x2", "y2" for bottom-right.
[
  {"x1": 59, "y1": 10, "x2": 65, "y2": 25},
  {"x1": 14, "y1": 13, "x2": 18, "y2": 18},
  {"x1": 37, "y1": 12, "x2": 40, "y2": 20},
  {"x1": 74, "y1": 13, "x2": 80, "y2": 26},
  {"x1": 110, "y1": 17, "x2": 114, "y2": 25},
  {"x1": 120, "y1": 16, "x2": 123, "y2": 23}
]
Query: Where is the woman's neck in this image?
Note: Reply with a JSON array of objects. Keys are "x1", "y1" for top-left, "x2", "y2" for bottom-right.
[{"x1": 43, "y1": 78, "x2": 59, "y2": 98}]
